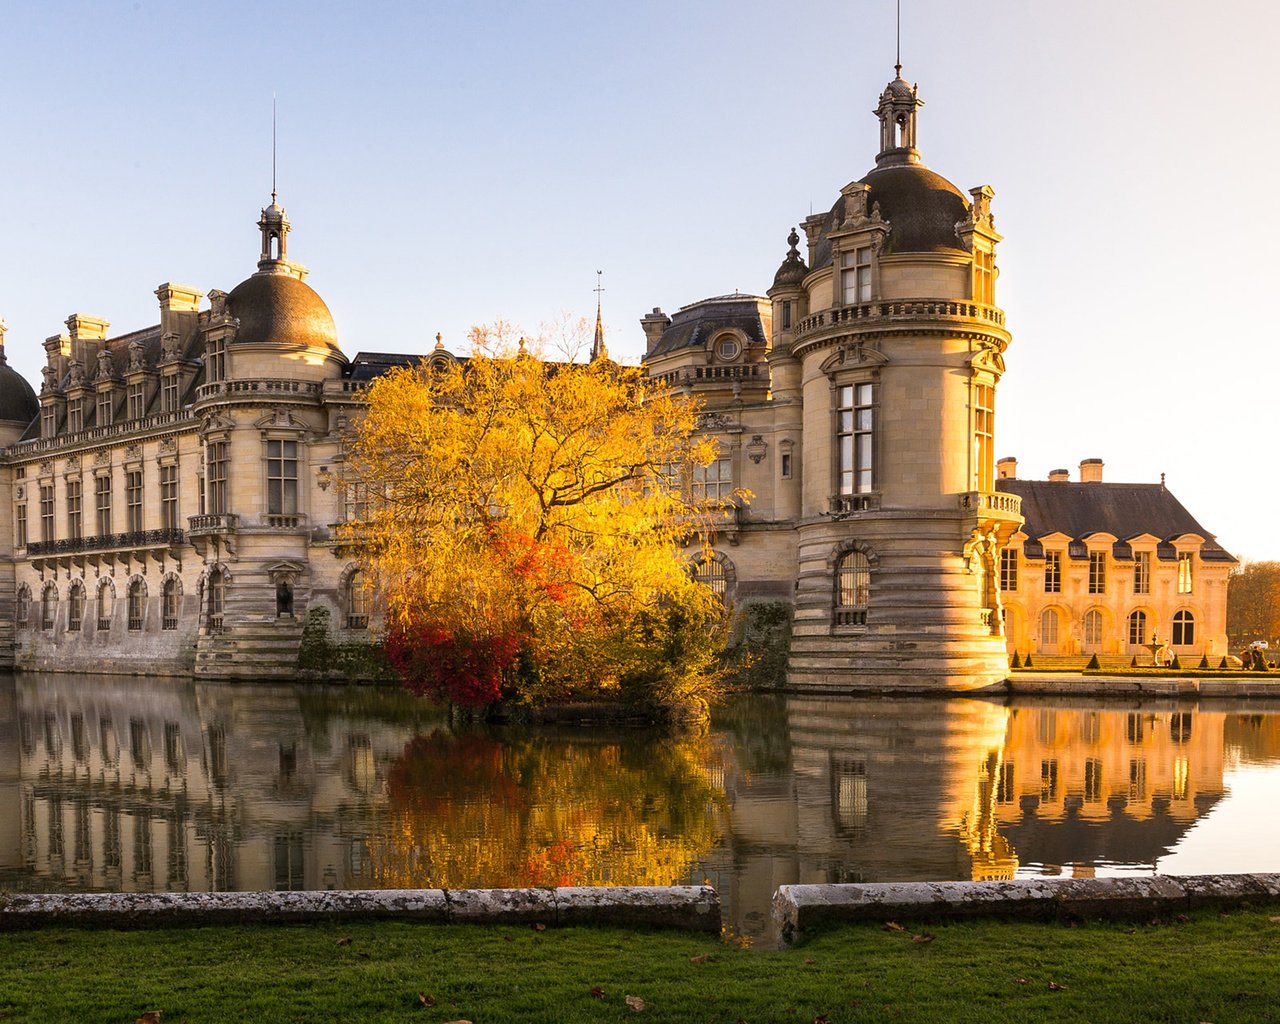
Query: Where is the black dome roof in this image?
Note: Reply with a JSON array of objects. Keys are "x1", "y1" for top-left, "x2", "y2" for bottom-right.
[
  {"x1": 226, "y1": 272, "x2": 341, "y2": 354},
  {"x1": 0, "y1": 358, "x2": 38, "y2": 425}
]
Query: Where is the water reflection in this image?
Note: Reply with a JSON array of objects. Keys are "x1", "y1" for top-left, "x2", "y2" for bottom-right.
[{"x1": 4, "y1": 674, "x2": 1280, "y2": 940}]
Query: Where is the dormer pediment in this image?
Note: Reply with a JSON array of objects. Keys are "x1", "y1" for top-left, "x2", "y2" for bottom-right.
[
  {"x1": 820, "y1": 342, "x2": 889, "y2": 376},
  {"x1": 1039, "y1": 531, "x2": 1072, "y2": 547}
]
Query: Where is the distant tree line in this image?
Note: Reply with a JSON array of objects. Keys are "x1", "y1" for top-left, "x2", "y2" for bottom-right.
[{"x1": 1228, "y1": 561, "x2": 1280, "y2": 646}]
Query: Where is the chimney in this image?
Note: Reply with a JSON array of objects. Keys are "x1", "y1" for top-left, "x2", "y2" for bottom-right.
[
  {"x1": 1079, "y1": 458, "x2": 1104, "y2": 483},
  {"x1": 997, "y1": 456, "x2": 1018, "y2": 480},
  {"x1": 1048, "y1": 468, "x2": 1070, "y2": 483},
  {"x1": 640, "y1": 307, "x2": 671, "y2": 355},
  {"x1": 66, "y1": 313, "x2": 109, "y2": 369},
  {"x1": 155, "y1": 283, "x2": 204, "y2": 344}
]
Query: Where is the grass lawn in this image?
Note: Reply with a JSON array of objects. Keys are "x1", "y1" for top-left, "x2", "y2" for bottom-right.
[{"x1": 1, "y1": 908, "x2": 1278, "y2": 1023}]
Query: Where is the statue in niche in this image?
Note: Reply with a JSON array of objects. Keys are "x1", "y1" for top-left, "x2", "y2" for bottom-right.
[
  {"x1": 96, "y1": 347, "x2": 114, "y2": 381},
  {"x1": 276, "y1": 580, "x2": 294, "y2": 618}
]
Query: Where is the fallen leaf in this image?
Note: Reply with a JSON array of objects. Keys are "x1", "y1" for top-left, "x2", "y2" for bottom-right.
[
  {"x1": 336, "y1": 936, "x2": 352, "y2": 946},
  {"x1": 418, "y1": 993, "x2": 436, "y2": 1007},
  {"x1": 503, "y1": 934, "x2": 514, "y2": 942},
  {"x1": 442, "y1": 1020, "x2": 473, "y2": 1024},
  {"x1": 814, "y1": 1016, "x2": 831, "y2": 1024},
  {"x1": 1048, "y1": 981, "x2": 1065, "y2": 991},
  {"x1": 1015, "y1": 978, "x2": 1028, "y2": 985},
  {"x1": 883, "y1": 921, "x2": 905, "y2": 932},
  {"x1": 689, "y1": 954, "x2": 711, "y2": 964},
  {"x1": 136, "y1": 1014, "x2": 162, "y2": 1024},
  {"x1": 531, "y1": 922, "x2": 547, "y2": 932},
  {"x1": 1270, "y1": 916, "x2": 1280, "y2": 924},
  {"x1": 589, "y1": 987, "x2": 606, "y2": 999},
  {"x1": 625, "y1": 994, "x2": 646, "y2": 1012},
  {"x1": 804, "y1": 958, "x2": 816, "y2": 965},
  {"x1": 911, "y1": 933, "x2": 935, "y2": 944}
]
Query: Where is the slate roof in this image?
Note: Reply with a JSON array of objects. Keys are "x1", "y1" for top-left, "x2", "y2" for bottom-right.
[
  {"x1": 996, "y1": 479, "x2": 1236, "y2": 563},
  {"x1": 647, "y1": 296, "x2": 767, "y2": 357},
  {"x1": 346, "y1": 351, "x2": 425, "y2": 381}
]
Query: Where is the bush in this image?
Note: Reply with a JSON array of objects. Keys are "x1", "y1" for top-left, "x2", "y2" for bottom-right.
[
  {"x1": 1086, "y1": 653, "x2": 1100, "y2": 670},
  {"x1": 1130, "y1": 656, "x2": 1138, "y2": 667},
  {"x1": 1010, "y1": 650, "x2": 1021, "y2": 669},
  {"x1": 1023, "y1": 653, "x2": 1034, "y2": 668},
  {"x1": 1170, "y1": 654, "x2": 1183, "y2": 669},
  {"x1": 1219, "y1": 657, "x2": 1230, "y2": 669},
  {"x1": 1198, "y1": 654, "x2": 1210, "y2": 669}
]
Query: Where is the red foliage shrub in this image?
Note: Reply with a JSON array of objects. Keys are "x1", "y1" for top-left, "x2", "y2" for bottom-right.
[{"x1": 384, "y1": 621, "x2": 524, "y2": 707}]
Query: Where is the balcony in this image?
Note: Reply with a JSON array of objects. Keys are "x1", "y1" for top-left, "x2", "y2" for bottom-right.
[
  {"x1": 195, "y1": 379, "x2": 324, "y2": 403},
  {"x1": 262, "y1": 513, "x2": 307, "y2": 530},
  {"x1": 796, "y1": 298, "x2": 1007, "y2": 337},
  {"x1": 827, "y1": 493, "x2": 881, "y2": 518},
  {"x1": 959, "y1": 490, "x2": 1023, "y2": 518},
  {"x1": 188, "y1": 514, "x2": 240, "y2": 535},
  {"x1": 25, "y1": 529, "x2": 186, "y2": 574}
]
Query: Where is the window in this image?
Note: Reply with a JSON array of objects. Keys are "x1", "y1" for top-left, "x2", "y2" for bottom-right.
[
  {"x1": 974, "y1": 247, "x2": 995, "y2": 305},
  {"x1": 207, "y1": 569, "x2": 226, "y2": 632},
  {"x1": 835, "y1": 551, "x2": 871, "y2": 626},
  {"x1": 96, "y1": 390, "x2": 113, "y2": 427},
  {"x1": 127, "y1": 380, "x2": 145, "y2": 419},
  {"x1": 95, "y1": 476, "x2": 112, "y2": 535},
  {"x1": 266, "y1": 440, "x2": 299, "y2": 515},
  {"x1": 1088, "y1": 551, "x2": 1106, "y2": 594},
  {"x1": 1129, "y1": 759, "x2": 1147, "y2": 802},
  {"x1": 782, "y1": 300, "x2": 792, "y2": 330},
  {"x1": 714, "y1": 335, "x2": 740, "y2": 361},
  {"x1": 837, "y1": 382, "x2": 874, "y2": 495},
  {"x1": 207, "y1": 441, "x2": 229, "y2": 514},
  {"x1": 160, "y1": 465, "x2": 179, "y2": 530},
  {"x1": 973, "y1": 383, "x2": 994, "y2": 491},
  {"x1": 1084, "y1": 609, "x2": 1103, "y2": 649},
  {"x1": 41, "y1": 585, "x2": 57, "y2": 631},
  {"x1": 1128, "y1": 610, "x2": 1148, "y2": 646},
  {"x1": 67, "y1": 398, "x2": 84, "y2": 433},
  {"x1": 345, "y1": 572, "x2": 368, "y2": 629},
  {"x1": 999, "y1": 548, "x2": 1018, "y2": 591},
  {"x1": 98, "y1": 582, "x2": 115, "y2": 631},
  {"x1": 1133, "y1": 551, "x2": 1151, "y2": 594},
  {"x1": 127, "y1": 579, "x2": 145, "y2": 631},
  {"x1": 996, "y1": 762, "x2": 1015, "y2": 803},
  {"x1": 840, "y1": 246, "x2": 872, "y2": 304},
  {"x1": 126, "y1": 470, "x2": 143, "y2": 532},
  {"x1": 1039, "y1": 608, "x2": 1059, "y2": 646},
  {"x1": 1126, "y1": 712, "x2": 1144, "y2": 743},
  {"x1": 68, "y1": 582, "x2": 84, "y2": 632},
  {"x1": 66, "y1": 478, "x2": 82, "y2": 540},
  {"x1": 206, "y1": 337, "x2": 226, "y2": 383},
  {"x1": 16, "y1": 586, "x2": 30, "y2": 630},
  {"x1": 691, "y1": 458, "x2": 732, "y2": 501},
  {"x1": 780, "y1": 452, "x2": 792, "y2": 479},
  {"x1": 16, "y1": 503, "x2": 26, "y2": 548},
  {"x1": 343, "y1": 482, "x2": 367, "y2": 523},
  {"x1": 40, "y1": 484, "x2": 54, "y2": 541},
  {"x1": 1040, "y1": 759, "x2": 1059, "y2": 801},
  {"x1": 1172, "y1": 609, "x2": 1195, "y2": 646},
  {"x1": 162, "y1": 578, "x2": 180, "y2": 630},
  {"x1": 161, "y1": 373, "x2": 179, "y2": 413},
  {"x1": 1084, "y1": 758, "x2": 1103, "y2": 803},
  {"x1": 1178, "y1": 552, "x2": 1193, "y2": 594},
  {"x1": 41, "y1": 404, "x2": 56, "y2": 438},
  {"x1": 1044, "y1": 551, "x2": 1061, "y2": 593}
]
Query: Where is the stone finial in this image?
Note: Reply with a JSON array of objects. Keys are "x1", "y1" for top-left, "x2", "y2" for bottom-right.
[
  {"x1": 95, "y1": 347, "x2": 115, "y2": 381},
  {"x1": 128, "y1": 337, "x2": 147, "y2": 372}
]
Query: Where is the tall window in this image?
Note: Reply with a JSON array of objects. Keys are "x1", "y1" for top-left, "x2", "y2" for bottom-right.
[
  {"x1": 207, "y1": 569, "x2": 226, "y2": 632},
  {"x1": 973, "y1": 384, "x2": 995, "y2": 491},
  {"x1": 835, "y1": 551, "x2": 871, "y2": 626},
  {"x1": 206, "y1": 337, "x2": 226, "y2": 383},
  {"x1": 1172, "y1": 609, "x2": 1195, "y2": 646},
  {"x1": 96, "y1": 390, "x2": 113, "y2": 427},
  {"x1": 974, "y1": 247, "x2": 995, "y2": 304},
  {"x1": 16, "y1": 586, "x2": 30, "y2": 630},
  {"x1": 1128, "y1": 610, "x2": 1148, "y2": 646},
  {"x1": 126, "y1": 470, "x2": 143, "y2": 532},
  {"x1": 782, "y1": 300, "x2": 792, "y2": 330},
  {"x1": 95, "y1": 476, "x2": 112, "y2": 535},
  {"x1": 128, "y1": 579, "x2": 145, "y2": 631},
  {"x1": 16, "y1": 503, "x2": 27, "y2": 548},
  {"x1": 346, "y1": 572, "x2": 368, "y2": 629},
  {"x1": 691, "y1": 458, "x2": 732, "y2": 501},
  {"x1": 1088, "y1": 551, "x2": 1107, "y2": 594},
  {"x1": 999, "y1": 548, "x2": 1018, "y2": 591},
  {"x1": 840, "y1": 246, "x2": 872, "y2": 304},
  {"x1": 97, "y1": 581, "x2": 114, "y2": 631},
  {"x1": 41, "y1": 404, "x2": 56, "y2": 438},
  {"x1": 1084, "y1": 609, "x2": 1103, "y2": 649},
  {"x1": 207, "y1": 441, "x2": 229, "y2": 514},
  {"x1": 67, "y1": 398, "x2": 84, "y2": 433},
  {"x1": 1133, "y1": 551, "x2": 1151, "y2": 594},
  {"x1": 1178, "y1": 552, "x2": 1193, "y2": 594},
  {"x1": 161, "y1": 373, "x2": 179, "y2": 413},
  {"x1": 162, "y1": 578, "x2": 180, "y2": 630},
  {"x1": 66, "y1": 479, "x2": 83, "y2": 540},
  {"x1": 1084, "y1": 759, "x2": 1103, "y2": 803},
  {"x1": 41, "y1": 585, "x2": 57, "y2": 631},
  {"x1": 266, "y1": 440, "x2": 299, "y2": 514},
  {"x1": 1039, "y1": 608, "x2": 1059, "y2": 646},
  {"x1": 68, "y1": 582, "x2": 85, "y2": 632},
  {"x1": 1044, "y1": 551, "x2": 1062, "y2": 593},
  {"x1": 837, "y1": 383, "x2": 874, "y2": 495},
  {"x1": 40, "y1": 484, "x2": 55, "y2": 541},
  {"x1": 160, "y1": 465, "x2": 179, "y2": 530},
  {"x1": 343, "y1": 482, "x2": 368, "y2": 523},
  {"x1": 127, "y1": 381, "x2": 145, "y2": 419},
  {"x1": 691, "y1": 556, "x2": 727, "y2": 600}
]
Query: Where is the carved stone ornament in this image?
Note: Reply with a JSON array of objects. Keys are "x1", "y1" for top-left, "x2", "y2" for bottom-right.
[
  {"x1": 746, "y1": 435, "x2": 768, "y2": 464},
  {"x1": 41, "y1": 365, "x2": 57, "y2": 391},
  {"x1": 95, "y1": 347, "x2": 115, "y2": 381},
  {"x1": 124, "y1": 443, "x2": 142, "y2": 463},
  {"x1": 66, "y1": 454, "x2": 80, "y2": 471},
  {"x1": 39, "y1": 459, "x2": 52, "y2": 476},
  {"x1": 15, "y1": 485, "x2": 23, "y2": 500},
  {"x1": 200, "y1": 411, "x2": 235, "y2": 435},
  {"x1": 316, "y1": 466, "x2": 333, "y2": 491},
  {"x1": 94, "y1": 449, "x2": 111, "y2": 467},
  {"x1": 842, "y1": 184, "x2": 869, "y2": 226},
  {"x1": 159, "y1": 437, "x2": 177, "y2": 456},
  {"x1": 207, "y1": 290, "x2": 228, "y2": 317},
  {"x1": 160, "y1": 332, "x2": 181, "y2": 361},
  {"x1": 128, "y1": 338, "x2": 147, "y2": 371},
  {"x1": 68, "y1": 359, "x2": 86, "y2": 386},
  {"x1": 697, "y1": 411, "x2": 732, "y2": 431}
]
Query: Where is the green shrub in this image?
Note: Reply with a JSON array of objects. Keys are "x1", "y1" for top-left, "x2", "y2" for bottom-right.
[
  {"x1": 1130, "y1": 656, "x2": 1138, "y2": 667},
  {"x1": 1010, "y1": 650, "x2": 1021, "y2": 669},
  {"x1": 1219, "y1": 657, "x2": 1230, "y2": 669},
  {"x1": 1198, "y1": 654, "x2": 1210, "y2": 669},
  {"x1": 1023, "y1": 653, "x2": 1033, "y2": 668},
  {"x1": 1086, "y1": 653, "x2": 1100, "y2": 670},
  {"x1": 1170, "y1": 654, "x2": 1183, "y2": 670}
]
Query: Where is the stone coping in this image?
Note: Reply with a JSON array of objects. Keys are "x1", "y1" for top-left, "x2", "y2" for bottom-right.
[
  {"x1": 773, "y1": 874, "x2": 1280, "y2": 945},
  {"x1": 1001, "y1": 674, "x2": 1280, "y2": 699},
  {"x1": 0, "y1": 885, "x2": 721, "y2": 934}
]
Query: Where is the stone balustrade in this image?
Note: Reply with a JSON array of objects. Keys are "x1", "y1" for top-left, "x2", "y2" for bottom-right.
[
  {"x1": 959, "y1": 490, "x2": 1022, "y2": 516},
  {"x1": 195, "y1": 378, "x2": 324, "y2": 403},
  {"x1": 25, "y1": 529, "x2": 185, "y2": 558},
  {"x1": 796, "y1": 298, "x2": 1006, "y2": 336}
]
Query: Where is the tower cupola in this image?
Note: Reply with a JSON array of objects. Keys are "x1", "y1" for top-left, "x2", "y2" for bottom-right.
[
  {"x1": 257, "y1": 191, "x2": 292, "y2": 272},
  {"x1": 874, "y1": 66, "x2": 923, "y2": 167}
]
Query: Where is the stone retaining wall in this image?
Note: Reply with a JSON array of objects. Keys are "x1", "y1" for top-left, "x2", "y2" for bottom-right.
[
  {"x1": 773, "y1": 874, "x2": 1280, "y2": 945},
  {"x1": 1003, "y1": 673, "x2": 1280, "y2": 698},
  {"x1": 0, "y1": 885, "x2": 721, "y2": 934}
]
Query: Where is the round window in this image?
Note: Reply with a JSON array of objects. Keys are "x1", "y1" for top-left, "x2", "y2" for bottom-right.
[{"x1": 716, "y1": 336, "x2": 741, "y2": 361}]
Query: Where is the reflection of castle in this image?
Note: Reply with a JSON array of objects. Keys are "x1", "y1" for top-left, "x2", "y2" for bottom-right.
[{"x1": 0, "y1": 674, "x2": 422, "y2": 893}]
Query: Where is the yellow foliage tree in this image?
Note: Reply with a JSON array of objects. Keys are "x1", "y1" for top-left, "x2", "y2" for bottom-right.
[{"x1": 344, "y1": 346, "x2": 735, "y2": 710}]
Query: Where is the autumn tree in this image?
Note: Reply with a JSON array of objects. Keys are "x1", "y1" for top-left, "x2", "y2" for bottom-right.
[
  {"x1": 1228, "y1": 560, "x2": 1280, "y2": 646},
  {"x1": 344, "y1": 346, "x2": 735, "y2": 711}
]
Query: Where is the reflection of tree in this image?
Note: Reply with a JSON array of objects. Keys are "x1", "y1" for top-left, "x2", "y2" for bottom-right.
[{"x1": 371, "y1": 731, "x2": 726, "y2": 889}]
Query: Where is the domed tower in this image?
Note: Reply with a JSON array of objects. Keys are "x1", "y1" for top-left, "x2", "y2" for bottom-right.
[
  {"x1": 0, "y1": 321, "x2": 38, "y2": 446},
  {"x1": 784, "y1": 66, "x2": 1021, "y2": 691}
]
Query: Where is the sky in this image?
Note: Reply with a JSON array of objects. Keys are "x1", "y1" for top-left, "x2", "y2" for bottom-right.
[{"x1": 1, "y1": 0, "x2": 1277, "y2": 559}]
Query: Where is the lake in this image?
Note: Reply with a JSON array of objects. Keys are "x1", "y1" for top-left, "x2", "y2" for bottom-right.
[{"x1": 5, "y1": 673, "x2": 1280, "y2": 939}]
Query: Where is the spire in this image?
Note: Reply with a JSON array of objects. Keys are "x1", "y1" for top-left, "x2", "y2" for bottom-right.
[
  {"x1": 0, "y1": 317, "x2": 7, "y2": 366},
  {"x1": 591, "y1": 270, "x2": 608, "y2": 362}
]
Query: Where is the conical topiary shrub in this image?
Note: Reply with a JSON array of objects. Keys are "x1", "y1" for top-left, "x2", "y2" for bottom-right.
[
  {"x1": 1219, "y1": 656, "x2": 1230, "y2": 670},
  {"x1": 1130, "y1": 656, "x2": 1138, "y2": 668},
  {"x1": 1010, "y1": 650, "x2": 1022, "y2": 669},
  {"x1": 1198, "y1": 654, "x2": 1210, "y2": 669},
  {"x1": 1086, "y1": 653, "x2": 1100, "y2": 670},
  {"x1": 1023, "y1": 653, "x2": 1034, "y2": 668},
  {"x1": 1170, "y1": 654, "x2": 1183, "y2": 670}
]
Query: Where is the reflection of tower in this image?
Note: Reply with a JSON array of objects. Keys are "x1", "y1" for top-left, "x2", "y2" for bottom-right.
[{"x1": 0, "y1": 680, "x2": 22, "y2": 873}]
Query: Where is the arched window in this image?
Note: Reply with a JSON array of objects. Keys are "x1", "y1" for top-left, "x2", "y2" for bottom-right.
[
  {"x1": 1128, "y1": 610, "x2": 1148, "y2": 647},
  {"x1": 1039, "y1": 608, "x2": 1060, "y2": 647},
  {"x1": 1083, "y1": 609, "x2": 1103, "y2": 650},
  {"x1": 127, "y1": 579, "x2": 146, "y2": 631},
  {"x1": 162, "y1": 577, "x2": 180, "y2": 630},
  {"x1": 692, "y1": 555, "x2": 727, "y2": 600},
  {"x1": 207, "y1": 569, "x2": 226, "y2": 633},
  {"x1": 835, "y1": 551, "x2": 871, "y2": 626},
  {"x1": 346, "y1": 570, "x2": 368, "y2": 629},
  {"x1": 1172, "y1": 609, "x2": 1195, "y2": 646},
  {"x1": 68, "y1": 581, "x2": 85, "y2": 632},
  {"x1": 16, "y1": 585, "x2": 31, "y2": 631},
  {"x1": 41, "y1": 584, "x2": 57, "y2": 631},
  {"x1": 97, "y1": 581, "x2": 115, "y2": 631}
]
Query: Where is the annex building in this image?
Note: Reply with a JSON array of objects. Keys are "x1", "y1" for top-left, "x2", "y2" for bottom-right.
[{"x1": 0, "y1": 66, "x2": 1233, "y2": 685}]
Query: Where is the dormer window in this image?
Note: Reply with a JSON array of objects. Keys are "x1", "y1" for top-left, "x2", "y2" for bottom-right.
[
  {"x1": 127, "y1": 380, "x2": 145, "y2": 419},
  {"x1": 974, "y1": 248, "x2": 995, "y2": 304},
  {"x1": 715, "y1": 335, "x2": 741, "y2": 361},
  {"x1": 1178, "y1": 552, "x2": 1194, "y2": 594},
  {"x1": 96, "y1": 390, "x2": 113, "y2": 427},
  {"x1": 841, "y1": 247, "x2": 872, "y2": 305}
]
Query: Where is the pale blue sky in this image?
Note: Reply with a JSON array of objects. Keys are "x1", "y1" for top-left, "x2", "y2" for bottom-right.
[{"x1": 2, "y1": 0, "x2": 1277, "y2": 558}]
